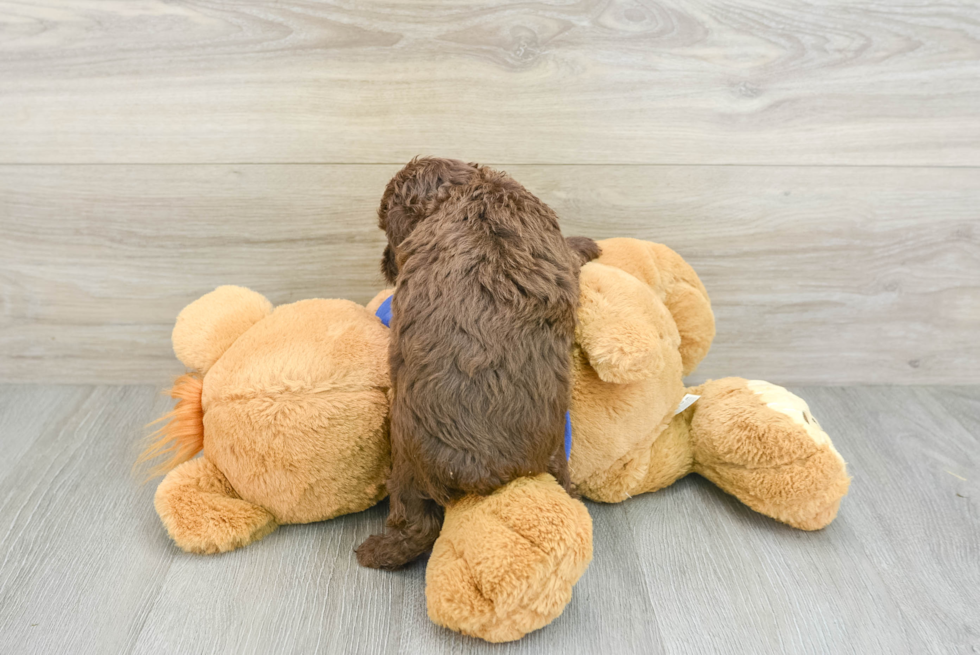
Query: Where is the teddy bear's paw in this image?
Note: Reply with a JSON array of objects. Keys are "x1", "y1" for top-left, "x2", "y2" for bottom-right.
[
  {"x1": 691, "y1": 378, "x2": 850, "y2": 530},
  {"x1": 425, "y1": 474, "x2": 593, "y2": 643},
  {"x1": 154, "y1": 458, "x2": 278, "y2": 554},
  {"x1": 745, "y1": 380, "x2": 841, "y2": 456}
]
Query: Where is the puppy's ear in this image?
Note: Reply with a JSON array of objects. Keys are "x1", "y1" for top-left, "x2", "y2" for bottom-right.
[
  {"x1": 401, "y1": 158, "x2": 478, "y2": 222},
  {"x1": 566, "y1": 236, "x2": 601, "y2": 266},
  {"x1": 381, "y1": 243, "x2": 399, "y2": 285},
  {"x1": 379, "y1": 158, "x2": 478, "y2": 285}
]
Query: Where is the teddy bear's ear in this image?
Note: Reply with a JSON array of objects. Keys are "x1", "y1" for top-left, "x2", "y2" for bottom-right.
[
  {"x1": 595, "y1": 238, "x2": 715, "y2": 376},
  {"x1": 172, "y1": 286, "x2": 272, "y2": 375},
  {"x1": 648, "y1": 243, "x2": 715, "y2": 376},
  {"x1": 576, "y1": 263, "x2": 678, "y2": 384}
]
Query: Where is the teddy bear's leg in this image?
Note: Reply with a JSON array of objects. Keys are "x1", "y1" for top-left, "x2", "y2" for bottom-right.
[
  {"x1": 575, "y1": 415, "x2": 696, "y2": 502},
  {"x1": 425, "y1": 474, "x2": 593, "y2": 643},
  {"x1": 688, "y1": 378, "x2": 850, "y2": 530},
  {"x1": 154, "y1": 457, "x2": 278, "y2": 554}
]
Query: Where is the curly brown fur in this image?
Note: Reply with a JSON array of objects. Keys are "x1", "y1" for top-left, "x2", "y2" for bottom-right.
[{"x1": 356, "y1": 157, "x2": 599, "y2": 570}]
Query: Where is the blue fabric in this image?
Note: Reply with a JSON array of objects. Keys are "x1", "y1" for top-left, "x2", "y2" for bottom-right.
[
  {"x1": 564, "y1": 410, "x2": 572, "y2": 460},
  {"x1": 375, "y1": 293, "x2": 572, "y2": 461},
  {"x1": 375, "y1": 294, "x2": 393, "y2": 328}
]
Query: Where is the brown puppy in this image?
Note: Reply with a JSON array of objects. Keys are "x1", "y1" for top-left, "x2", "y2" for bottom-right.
[{"x1": 356, "y1": 157, "x2": 599, "y2": 570}]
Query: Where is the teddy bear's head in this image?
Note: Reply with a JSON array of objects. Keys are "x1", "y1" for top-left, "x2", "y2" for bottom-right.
[{"x1": 567, "y1": 238, "x2": 715, "y2": 499}]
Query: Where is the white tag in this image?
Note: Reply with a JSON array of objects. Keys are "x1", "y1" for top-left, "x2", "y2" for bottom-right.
[{"x1": 674, "y1": 394, "x2": 700, "y2": 415}]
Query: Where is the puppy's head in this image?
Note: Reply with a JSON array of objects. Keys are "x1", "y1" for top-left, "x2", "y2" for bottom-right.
[{"x1": 378, "y1": 157, "x2": 479, "y2": 284}]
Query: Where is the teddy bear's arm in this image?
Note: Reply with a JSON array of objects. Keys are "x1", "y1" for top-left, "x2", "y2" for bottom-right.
[
  {"x1": 575, "y1": 263, "x2": 678, "y2": 384},
  {"x1": 595, "y1": 238, "x2": 715, "y2": 377},
  {"x1": 172, "y1": 285, "x2": 272, "y2": 375}
]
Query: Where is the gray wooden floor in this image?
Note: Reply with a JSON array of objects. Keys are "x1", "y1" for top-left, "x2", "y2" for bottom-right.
[{"x1": 0, "y1": 385, "x2": 976, "y2": 654}]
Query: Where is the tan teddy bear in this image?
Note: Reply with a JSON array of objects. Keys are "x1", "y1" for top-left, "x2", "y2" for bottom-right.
[
  {"x1": 143, "y1": 238, "x2": 849, "y2": 643},
  {"x1": 566, "y1": 239, "x2": 849, "y2": 530}
]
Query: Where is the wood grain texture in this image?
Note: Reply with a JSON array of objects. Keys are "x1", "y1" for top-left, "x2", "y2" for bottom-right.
[
  {"x1": 1, "y1": 1, "x2": 979, "y2": 165},
  {"x1": 1, "y1": 384, "x2": 978, "y2": 653},
  {"x1": 0, "y1": 385, "x2": 88, "y2": 480},
  {"x1": 798, "y1": 386, "x2": 980, "y2": 654},
  {"x1": 629, "y1": 385, "x2": 980, "y2": 655},
  {"x1": 0, "y1": 385, "x2": 176, "y2": 654},
  {"x1": 924, "y1": 386, "x2": 980, "y2": 458},
  {"x1": 132, "y1": 487, "x2": 667, "y2": 654},
  {"x1": 2, "y1": 164, "x2": 977, "y2": 384},
  {"x1": 131, "y1": 506, "x2": 405, "y2": 655}
]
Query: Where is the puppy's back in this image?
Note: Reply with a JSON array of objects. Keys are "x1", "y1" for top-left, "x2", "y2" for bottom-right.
[{"x1": 389, "y1": 170, "x2": 582, "y2": 498}]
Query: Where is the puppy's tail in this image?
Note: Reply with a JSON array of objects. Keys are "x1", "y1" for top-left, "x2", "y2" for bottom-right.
[
  {"x1": 136, "y1": 373, "x2": 205, "y2": 481},
  {"x1": 566, "y1": 236, "x2": 601, "y2": 266}
]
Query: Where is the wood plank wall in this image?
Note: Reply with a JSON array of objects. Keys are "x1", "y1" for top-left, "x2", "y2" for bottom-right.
[{"x1": 1, "y1": 1, "x2": 978, "y2": 384}]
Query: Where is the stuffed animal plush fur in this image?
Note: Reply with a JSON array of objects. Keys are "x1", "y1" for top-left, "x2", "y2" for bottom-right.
[
  {"x1": 565, "y1": 239, "x2": 849, "y2": 530},
  {"x1": 143, "y1": 238, "x2": 849, "y2": 642}
]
